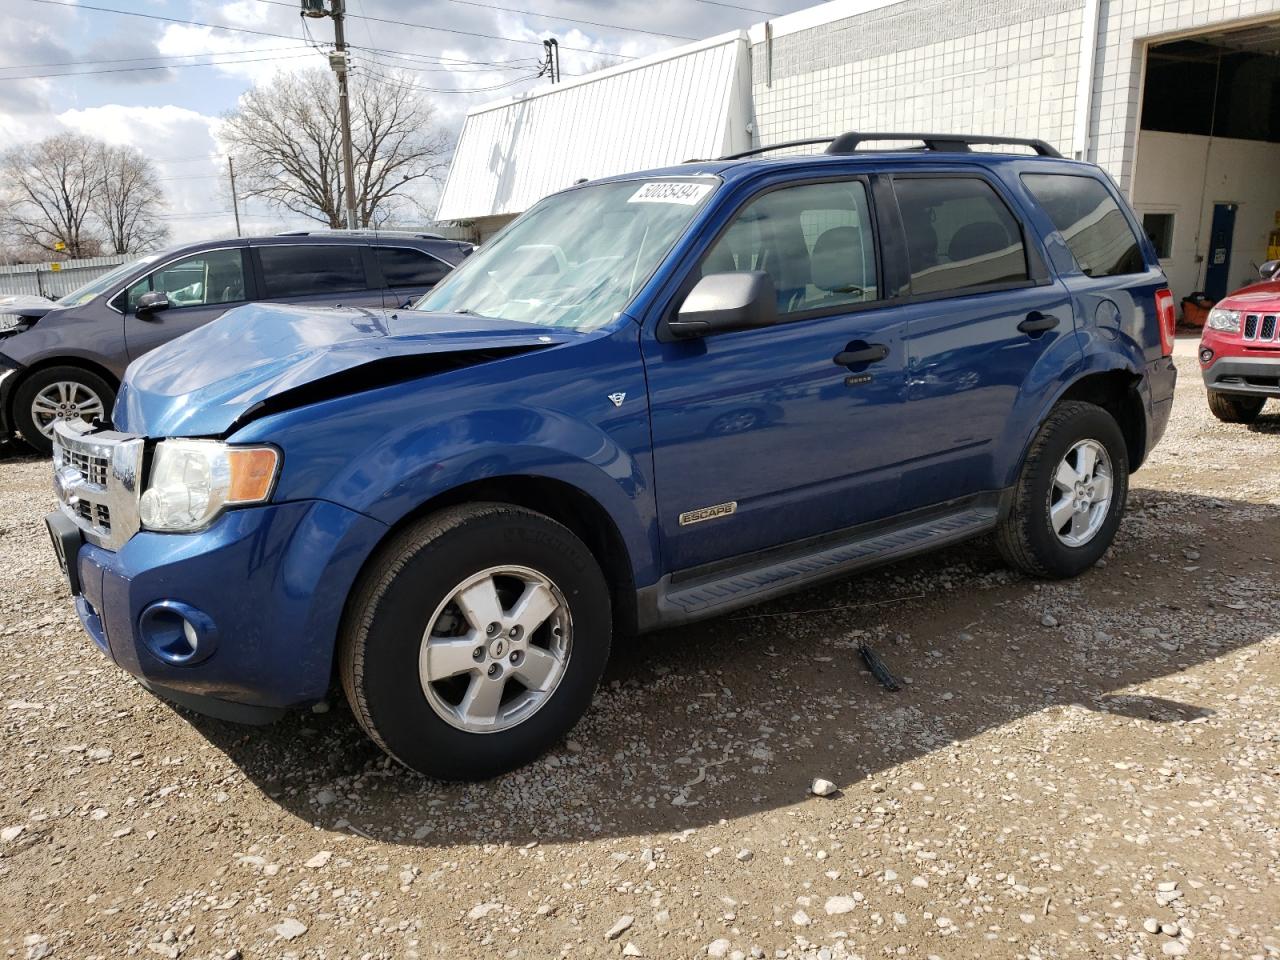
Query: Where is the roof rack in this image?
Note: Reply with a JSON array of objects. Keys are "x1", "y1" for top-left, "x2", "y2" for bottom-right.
[
  {"x1": 275, "y1": 228, "x2": 449, "y2": 240},
  {"x1": 717, "y1": 132, "x2": 1063, "y2": 161}
]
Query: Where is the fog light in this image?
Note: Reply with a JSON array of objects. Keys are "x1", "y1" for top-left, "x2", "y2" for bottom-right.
[
  {"x1": 1199, "y1": 348, "x2": 1214, "y2": 364},
  {"x1": 139, "y1": 601, "x2": 218, "y2": 666}
]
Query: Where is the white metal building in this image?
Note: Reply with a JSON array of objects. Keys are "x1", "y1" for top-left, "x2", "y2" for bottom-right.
[{"x1": 438, "y1": 0, "x2": 1280, "y2": 305}]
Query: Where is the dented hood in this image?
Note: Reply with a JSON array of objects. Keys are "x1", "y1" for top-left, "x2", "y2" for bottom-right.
[{"x1": 115, "y1": 302, "x2": 572, "y2": 437}]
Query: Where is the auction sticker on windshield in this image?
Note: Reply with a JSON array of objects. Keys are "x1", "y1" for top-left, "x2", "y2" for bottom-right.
[{"x1": 628, "y1": 181, "x2": 714, "y2": 205}]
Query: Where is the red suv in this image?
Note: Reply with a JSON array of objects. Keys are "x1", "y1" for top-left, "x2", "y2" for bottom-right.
[{"x1": 1199, "y1": 261, "x2": 1280, "y2": 423}]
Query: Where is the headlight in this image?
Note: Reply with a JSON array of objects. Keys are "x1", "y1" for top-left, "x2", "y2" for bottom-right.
[
  {"x1": 139, "y1": 439, "x2": 279, "y2": 532},
  {"x1": 1206, "y1": 308, "x2": 1240, "y2": 332}
]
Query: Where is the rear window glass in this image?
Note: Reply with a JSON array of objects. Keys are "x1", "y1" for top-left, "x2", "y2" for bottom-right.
[
  {"x1": 375, "y1": 247, "x2": 451, "y2": 288},
  {"x1": 1022, "y1": 174, "x2": 1146, "y2": 277},
  {"x1": 894, "y1": 177, "x2": 1029, "y2": 295},
  {"x1": 258, "y1": 245, "x2": 367, "y2": 298}
]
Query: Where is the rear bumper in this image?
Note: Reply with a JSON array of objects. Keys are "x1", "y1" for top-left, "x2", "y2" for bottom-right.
[
  {"x1": 1143, "y1": 355, "x2": 1177, "y2": 464},
  {"x1": 71, "y1": 499, "x2": 387, "y2": 713},
  {"x1": 1201, "y1": 356, "x2": 1280, "y2": 398}
]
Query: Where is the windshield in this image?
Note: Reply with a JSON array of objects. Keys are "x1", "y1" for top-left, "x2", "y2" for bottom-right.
[
  {"x1": 415, "y1": 177, "x2": 718, "y2": 331},
  {"x1": 55, "y1": 253, "x2": 163, "y2": 308}
]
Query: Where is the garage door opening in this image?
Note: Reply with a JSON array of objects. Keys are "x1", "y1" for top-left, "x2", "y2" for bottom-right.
[{"x1": 1132, "y1": 19, "x2": 1280, "y2": 312}]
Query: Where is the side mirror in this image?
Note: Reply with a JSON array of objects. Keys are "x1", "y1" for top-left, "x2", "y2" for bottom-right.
[
  {"x1": 667, "y1": 271, "x2": 778, "y2": 339},
  {"x1": 136, "y1": 291, "x2": 170, "y2": 316},
  {"x1": 1260, "y1": 260, "x2": 1280, "y2": 281}
]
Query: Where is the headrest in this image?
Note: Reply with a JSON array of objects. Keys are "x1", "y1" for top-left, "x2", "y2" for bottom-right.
[{"x1": 810, "y1": 226, "x2": 868, "y2": 293}]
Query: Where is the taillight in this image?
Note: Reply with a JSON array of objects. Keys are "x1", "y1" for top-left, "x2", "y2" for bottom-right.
[{"x1": 1155, "y1": 288, "x2": 1176, "y2": 357}]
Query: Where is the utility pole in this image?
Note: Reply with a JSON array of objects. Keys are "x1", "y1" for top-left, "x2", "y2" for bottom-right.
[
  {"x1": 303, "y1": 0, "x2": 359, "y2": 229},
  {"x1": 227, "y1": 156, "x2": 242, "y2": 237},
  {"x1": 331, "y1": 0, "x2": 359, "y2": 230}
]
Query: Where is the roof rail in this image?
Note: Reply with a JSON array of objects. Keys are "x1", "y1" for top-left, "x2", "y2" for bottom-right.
[
  {"x1": 275, "y1": 228, "x2": 448, "y2": 240},
  {"x1": 717, "y1": 132, "x2": 1063, "y2": 161}
]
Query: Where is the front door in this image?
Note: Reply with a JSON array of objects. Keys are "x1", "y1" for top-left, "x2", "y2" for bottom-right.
[
  {"x1": 123, "y1": 247, "x2": 251, "y2": 361},
  {"x1": 644, "y1": 177, "x2": 911, "y2": 572},
  {"x1": 1204, "y1": 202, "x2": 1237, "y2": 302}
]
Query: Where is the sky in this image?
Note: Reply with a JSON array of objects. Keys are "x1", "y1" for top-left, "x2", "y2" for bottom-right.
[{"x1": 0, "y1": 0, "x2": 815, "y2": 246}]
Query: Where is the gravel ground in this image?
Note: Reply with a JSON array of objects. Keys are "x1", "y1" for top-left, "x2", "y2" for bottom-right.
[{"x1": 1, "y1": 339, "x2": 1277, "y2": 960}]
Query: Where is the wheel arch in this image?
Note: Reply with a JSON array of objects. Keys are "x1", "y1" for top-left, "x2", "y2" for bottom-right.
[
  {"x1": 1054, "y1": 369, "x2": 1147, "y2": 471},
  {"x1": 8, "y1": 356, "x2": 121, "y2": 414},
  {"x1": 351, "y1": 473, "x2": 641, "y2": 635}
]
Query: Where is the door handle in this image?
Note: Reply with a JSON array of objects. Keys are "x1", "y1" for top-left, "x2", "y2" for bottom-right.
[
  {"x1": 1018, "y1": 312, "x2": 1060, "y2": 335},
  {"x1": 834, "y1": 343, "x2": 890, "y2": 367}
]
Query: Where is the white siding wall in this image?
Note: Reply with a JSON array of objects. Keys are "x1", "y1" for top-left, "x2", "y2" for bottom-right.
[{"x1": 437, "y1": 33, "x2": 752, "y2": 222}]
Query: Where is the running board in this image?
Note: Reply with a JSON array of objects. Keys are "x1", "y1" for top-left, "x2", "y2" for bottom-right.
[{"x1": 642, "y1": 506, "x2": 999, "y2": 629}]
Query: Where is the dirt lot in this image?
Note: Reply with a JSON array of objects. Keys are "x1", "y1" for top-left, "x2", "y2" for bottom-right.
[{"x1": 1, "y1": 339, "x2": 1277, "y2": 960}]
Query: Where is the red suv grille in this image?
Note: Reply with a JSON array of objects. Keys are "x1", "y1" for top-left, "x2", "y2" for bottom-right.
[{"x1": 1244, "y1": 313, "x2": 1278, "y2": 342}]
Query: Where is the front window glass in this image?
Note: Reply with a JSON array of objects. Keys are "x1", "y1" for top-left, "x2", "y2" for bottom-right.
[
  {"x1": 126, "y1": 249, "x2": 246, "y2": 312},
  {"x1": 415, "y1": 178, "x2": 719, "y2": 331},
  {"x1": 701, "y1": 179, "x2": 879, "y2": 316},
  {"x1": 55, "y1": 253, "x2": 162, "y2": 308}
]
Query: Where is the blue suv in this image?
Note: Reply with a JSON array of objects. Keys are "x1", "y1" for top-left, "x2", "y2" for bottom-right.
[{"x1": 44, "y1": 133, "x2": 1177, "y2": 780}]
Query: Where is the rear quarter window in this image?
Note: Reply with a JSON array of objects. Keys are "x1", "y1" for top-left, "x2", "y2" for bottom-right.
[
  {"x1": 1021, "y1": 173, "x2": 1146, "y2": 277},
  {"x1": 375, "y1": 247, "x2": 451, "y2": 287}
]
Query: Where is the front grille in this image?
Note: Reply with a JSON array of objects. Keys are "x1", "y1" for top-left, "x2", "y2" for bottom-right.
[
  {"x1": 1243, "y1": 314, "x2": 1279, "y2": 341},
  {"x1": 1244, "y1": 314, "x2": 1259, "y2": 339},
  {"x1": 75, "y1": 500, "x2": 112, "y2": 532},
  {"x1": 64, "y1": 447, "x2": 110, "y2": 487},
  {"x1": 51, "y1": 420, "x2": 144, "y2": 551},
  {"x1": 1261, "y1": 315, "x2": 1277, "y2": 341}
]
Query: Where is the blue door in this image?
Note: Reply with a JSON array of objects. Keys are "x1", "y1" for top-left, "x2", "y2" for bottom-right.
[
  {"x1": 885, "y1": 174, "x2": 1077, "y2": 510},
  {"x1": 643, "y1": 178, "x2": 912, "y2": 572},
  {"x1": 1204, "y1": 203, "x2": 1237, "y2": 302}
]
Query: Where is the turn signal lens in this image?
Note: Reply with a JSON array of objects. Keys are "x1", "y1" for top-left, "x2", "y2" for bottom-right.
[{"x1": 227, "y1": 447, "x2": 280, "y2": 503}]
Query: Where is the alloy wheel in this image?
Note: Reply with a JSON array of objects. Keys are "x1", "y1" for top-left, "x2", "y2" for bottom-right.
[
  {"x1": 30, "y1": 381, "x2": 106, "y2": 438},
  {"x1": 418, "y1": 565, "x2": 572, "y2": 733},
  {"x1": 1048, "y1": 438, "x2": 1113, "y2": 547}
]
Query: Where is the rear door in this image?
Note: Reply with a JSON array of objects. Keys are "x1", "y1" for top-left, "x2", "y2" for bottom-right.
[
  {"x1": 371, "y1": 245, "x2": 454, "y2": 309},
  {"x1": 251, "y1": 242, "x2": 385, "y2": 309},
  {"x1": 882, "y1": 171, "x2": 1076, "y2": 511},
  {"x1": 121, "y1": 246, "x2": 252, "y2": 361}
]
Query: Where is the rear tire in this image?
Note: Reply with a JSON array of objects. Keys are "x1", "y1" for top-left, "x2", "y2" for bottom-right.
[
  {"x1": 13, "y1": 365, "x2": 116, "y2": 456},
  {"x1": 996, "y1": 401, "x2": 1129, "y2": 579},
  {"x1": 339, "y1": 503, "x2": 611, "y2": 781},
  {"x1": 1207, "y1": 391, "x2": 1265, "y2": 424}
]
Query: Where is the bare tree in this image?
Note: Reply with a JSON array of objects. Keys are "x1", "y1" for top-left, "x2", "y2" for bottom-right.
[
  {"x1": 1, "y1": 133, "x2": 104, "y2": 258},
  {"x1": 94, "y1": 144, "x2": 169, "y2": 254},
  {"x1": 219, "y1": 69, "x2": 451, "y2": 228}
]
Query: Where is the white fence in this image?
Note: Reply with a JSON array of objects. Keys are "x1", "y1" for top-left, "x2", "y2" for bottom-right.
[{"x1": 0, "y1": 255, "x2": 130, "y2": 300}]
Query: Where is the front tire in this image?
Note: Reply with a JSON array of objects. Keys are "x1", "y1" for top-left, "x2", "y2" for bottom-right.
[
  {"x1": 1207, "y1": 391, "x2": 1264, "y2": 424},
  {"x1": 13, "y1": 366, "x2": 115, "y2": 456},
  {"x1": 996, "y1": 401, "x2": 1130, "y2": 579},
  {"x1": 339, "y1": 503, "x2": 611, "y2": 781}
]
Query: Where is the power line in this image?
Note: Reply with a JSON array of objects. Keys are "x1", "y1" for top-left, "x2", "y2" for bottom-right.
[
  {"x1": 692, "y1": 0, "x2": 785, "y2": 14},
  {"x1": 19, "y1": 0, "x2": 635, "y2": 64},
  {"x1": 253, "y1": 0, "x2": 694, "y2": 42},
  {"x1": 350, "y1": 59, "x2": 540, "y2": 95},
  {"x1": 0, "y1": 50, "x2": 319, "y2": 81},
  {"x1": 0, "y1": 44, "x2": 312, "y2": 71}
]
